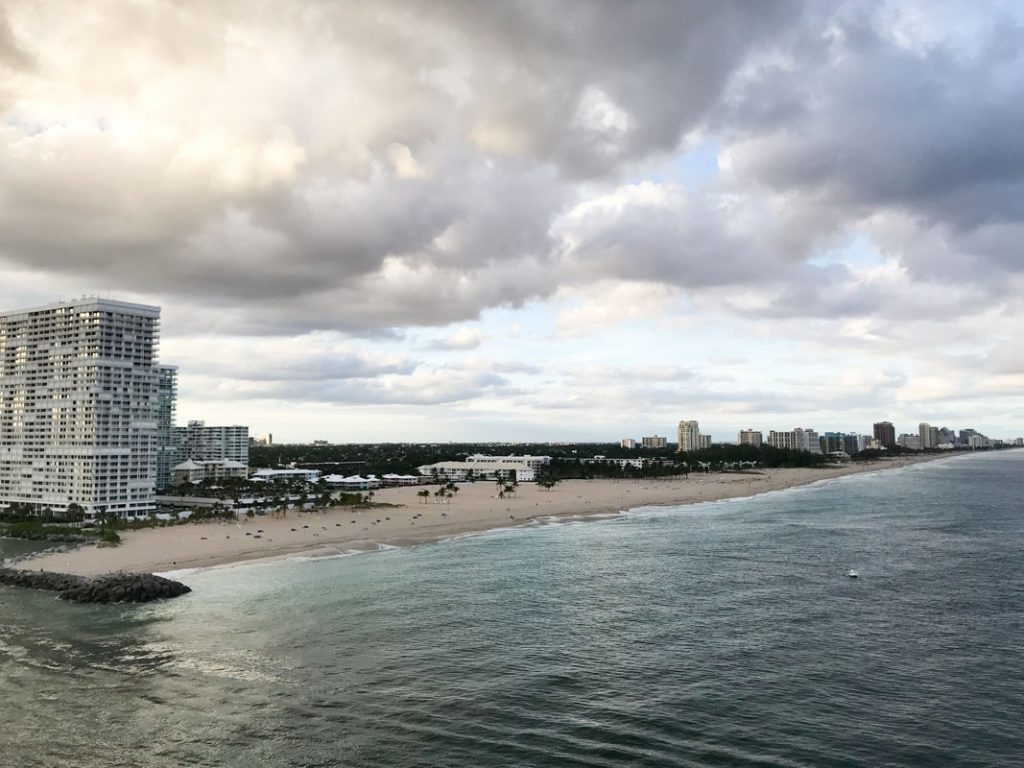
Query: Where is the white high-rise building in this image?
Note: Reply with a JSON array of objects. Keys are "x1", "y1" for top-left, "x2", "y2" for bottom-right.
[
  {"x1": 768, "y1": 428, "x2": 822, "y2": 454},
  {"x1": 172, "y1": 420, "x2": 249, "y2": 464},
  {"x1": 0, "y1": 298, "x2": 161, "y2": 518},
  {"x1": 919, "y1": 422, "x2": 939, "y2": 450},
  {"x1": 766, "y1": 430, "x2": 797, "y2": 450},
  {"x1": 677, "y1": 420, "x2": 701, "y2": 452}
]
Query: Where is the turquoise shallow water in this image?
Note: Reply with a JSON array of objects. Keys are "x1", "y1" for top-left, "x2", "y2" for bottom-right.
[{"x1": 2, "y1": 451, "x2": 1022, "y2": 767}]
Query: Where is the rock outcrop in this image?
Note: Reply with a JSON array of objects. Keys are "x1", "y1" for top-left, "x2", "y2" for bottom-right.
[{"x1": 0, "y1": 567, "x2": 191, "y2": 603}]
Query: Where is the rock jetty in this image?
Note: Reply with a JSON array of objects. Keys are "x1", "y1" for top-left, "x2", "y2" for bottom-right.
[{"x1": 0, "y1": 567, "x2": 191, "y2": 604}]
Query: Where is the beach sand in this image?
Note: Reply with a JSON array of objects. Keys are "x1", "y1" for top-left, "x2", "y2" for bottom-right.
[{"x1": 17, "y1": 456, "x2": 939, "y2": 576}]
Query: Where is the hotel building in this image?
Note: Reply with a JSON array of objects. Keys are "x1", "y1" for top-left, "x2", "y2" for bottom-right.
[{"x1": 0, "y1": 298, "x2": 161, "y2": 518}]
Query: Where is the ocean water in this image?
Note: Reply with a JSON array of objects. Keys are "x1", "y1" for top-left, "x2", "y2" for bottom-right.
[{"x1": 2, "y1": 451, "x2": 1022, "y2": 768}]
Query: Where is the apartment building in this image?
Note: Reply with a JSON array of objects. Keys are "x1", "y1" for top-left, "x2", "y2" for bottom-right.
[
  {"x1": 172, "y1": 420, "x2": 249, "y2": 464},
  {"x1": 738, "y1": 429, "x2": 763, "y2": 447},
  {"x1": 0, "y1": 298, "x2": 161, "y2": 517},
  {"x1": 677, "y1": 420, "x2": 701, "y2": 452},
  {"x1": 766, "y1": 430, "x2": 798, "y2": 450}
]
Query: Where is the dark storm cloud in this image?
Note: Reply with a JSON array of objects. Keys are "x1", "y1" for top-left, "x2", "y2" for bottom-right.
[
  {"x1": 405, "y1": 0, "x2": 800, "y2": 176},
  {"x1": 717, "y1": 3, "x2": 1024, "y2": 286},
  {"x1": 0, "y1": 0, "x2": 1022, "y2": 338},
  {"x1": 0, "y1": 0, "x2": 799, "y2": 333}
]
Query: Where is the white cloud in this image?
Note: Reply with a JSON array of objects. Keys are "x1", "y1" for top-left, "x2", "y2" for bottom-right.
[
  {"x1": 1, "y1": 0, "x2": 1023, "y2": 439},
  {"x1": 431, "y1": 328, "x2": 485, "y2": 351}
]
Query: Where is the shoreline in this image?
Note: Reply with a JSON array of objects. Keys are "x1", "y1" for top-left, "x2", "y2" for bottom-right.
[{"x1": 16, "y1": 455, "x2": 951, "y2": 577}]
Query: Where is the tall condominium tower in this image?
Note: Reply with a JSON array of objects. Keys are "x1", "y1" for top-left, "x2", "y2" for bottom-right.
[
  {"x1": 677, "y1": 420, "x2": 700, "y2": 452},
  {"x1": 155, "y1": 365, "x2": 179, "y2": 490},
  {"x1": 0, "y1": 298, "x2": 161, "y2": 518},
  {"x1": 918, "y1": 422, "x2": 939, "y2": 450},
  {"x1": 873, "y1": 421, "x2": 896, "y2": 448}
]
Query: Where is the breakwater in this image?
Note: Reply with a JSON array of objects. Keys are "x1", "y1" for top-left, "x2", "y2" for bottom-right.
[{"x1": 0, "y1": 567, "x2": 191, "y2": 603}]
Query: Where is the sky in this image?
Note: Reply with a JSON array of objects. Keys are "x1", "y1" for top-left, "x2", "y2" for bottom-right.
[{"x1": 1, "y1": 0, "x2": 1023, "y2": 443}]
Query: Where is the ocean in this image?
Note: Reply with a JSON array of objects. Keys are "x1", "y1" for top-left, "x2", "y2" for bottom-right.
[{"x1": 1, "y1": 451, "x2": 1022, "y2": 767}]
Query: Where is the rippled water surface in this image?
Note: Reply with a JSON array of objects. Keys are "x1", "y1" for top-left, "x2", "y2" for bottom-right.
[{"x1": 2, "y1": 451, "x2": 1022, "y2": 767}]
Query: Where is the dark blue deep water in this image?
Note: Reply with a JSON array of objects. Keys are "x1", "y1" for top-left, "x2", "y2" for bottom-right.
[{"x1": 2, "y1": 451, "x2": 1022, "y2": 767}]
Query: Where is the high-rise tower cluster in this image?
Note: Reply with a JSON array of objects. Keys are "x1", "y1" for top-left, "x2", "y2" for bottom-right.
[{"x1": 0, "y1": 297, "x2": 250, "y2": 519}]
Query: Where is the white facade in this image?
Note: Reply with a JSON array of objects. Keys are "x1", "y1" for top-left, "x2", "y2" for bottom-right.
[
  {"x1": 0, "y1": 298, "x2": 161, "y2": 517},
  {"x1": 173, "y1": 420, "x2": 249, "y2": 464},
  {"x1": 380, "y1": 473, "x2": 424, "y2": 486},
  {"x1": 766, "y1": 430, "x2": 798, "y2": 450},
  {"x1": 418, "y1": 455, "x2": 551, "y2": 482},
  {"x1": 919, "y1": 422, "x2": 940, "y2": 449},
  {"x1": 677, "y1": 420, "x2": 701, "y2": 452},
  {"x1": 171, "y1": 459, "x2": 248, "y2": 485},
  {"x1": 250, "y1": 468, "x2": 321, "y2": 483},
  {"x1": 322, "y1": 474, "x2": 381, "y2": 490},
  {"x1": 767, "y1": 428, "x2": 822, "y2": 454},
  {"x1": 464, "y1": 454, "x2": 551, "y2": 471},
  {"x1": 582, "y1": 456, "x2": 645, "y2": 469}
]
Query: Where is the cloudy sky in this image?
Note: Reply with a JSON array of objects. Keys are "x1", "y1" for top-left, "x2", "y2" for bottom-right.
[{"x1": 2, "y1": 1, "x2": 1023, "y2": 442}]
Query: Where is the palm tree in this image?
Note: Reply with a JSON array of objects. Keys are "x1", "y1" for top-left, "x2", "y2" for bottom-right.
[{"x1": 417, "y1": 489, "x2": 431, "y2": 503}]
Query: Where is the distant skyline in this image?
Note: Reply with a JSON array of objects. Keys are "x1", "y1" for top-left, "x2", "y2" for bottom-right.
[{"x1": 2, "y1": 2, "x2": 1023, "y2": 442}]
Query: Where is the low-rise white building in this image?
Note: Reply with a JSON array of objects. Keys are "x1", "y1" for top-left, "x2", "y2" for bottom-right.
[
  {"x1": 417, "y1": 454, "x2": 551, "y2": 482},
  {"x1": 250, "y1": 468, "x2": 321, "y2": 483},
  {"x1": 171, "y1": 459, "x2": 248, "y2": 485},
  {"x1": 322, "y1": 474, "x2": 380, "y2": 490},
  {"x1": 380, "y1": 473, "x2": 424, "y2": 486},
  {"x1": 581, "y1": 456, "x2": 648, "y2": 469}
]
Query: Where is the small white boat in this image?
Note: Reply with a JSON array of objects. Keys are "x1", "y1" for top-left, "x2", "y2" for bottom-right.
[{"x1": 848, "y1": 569, "x2": 859, "y2": 579}]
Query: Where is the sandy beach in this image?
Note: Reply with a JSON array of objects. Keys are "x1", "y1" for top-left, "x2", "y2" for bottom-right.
[{"x1": 16, "y1": 456, "x2": 941, "y2": 576}]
